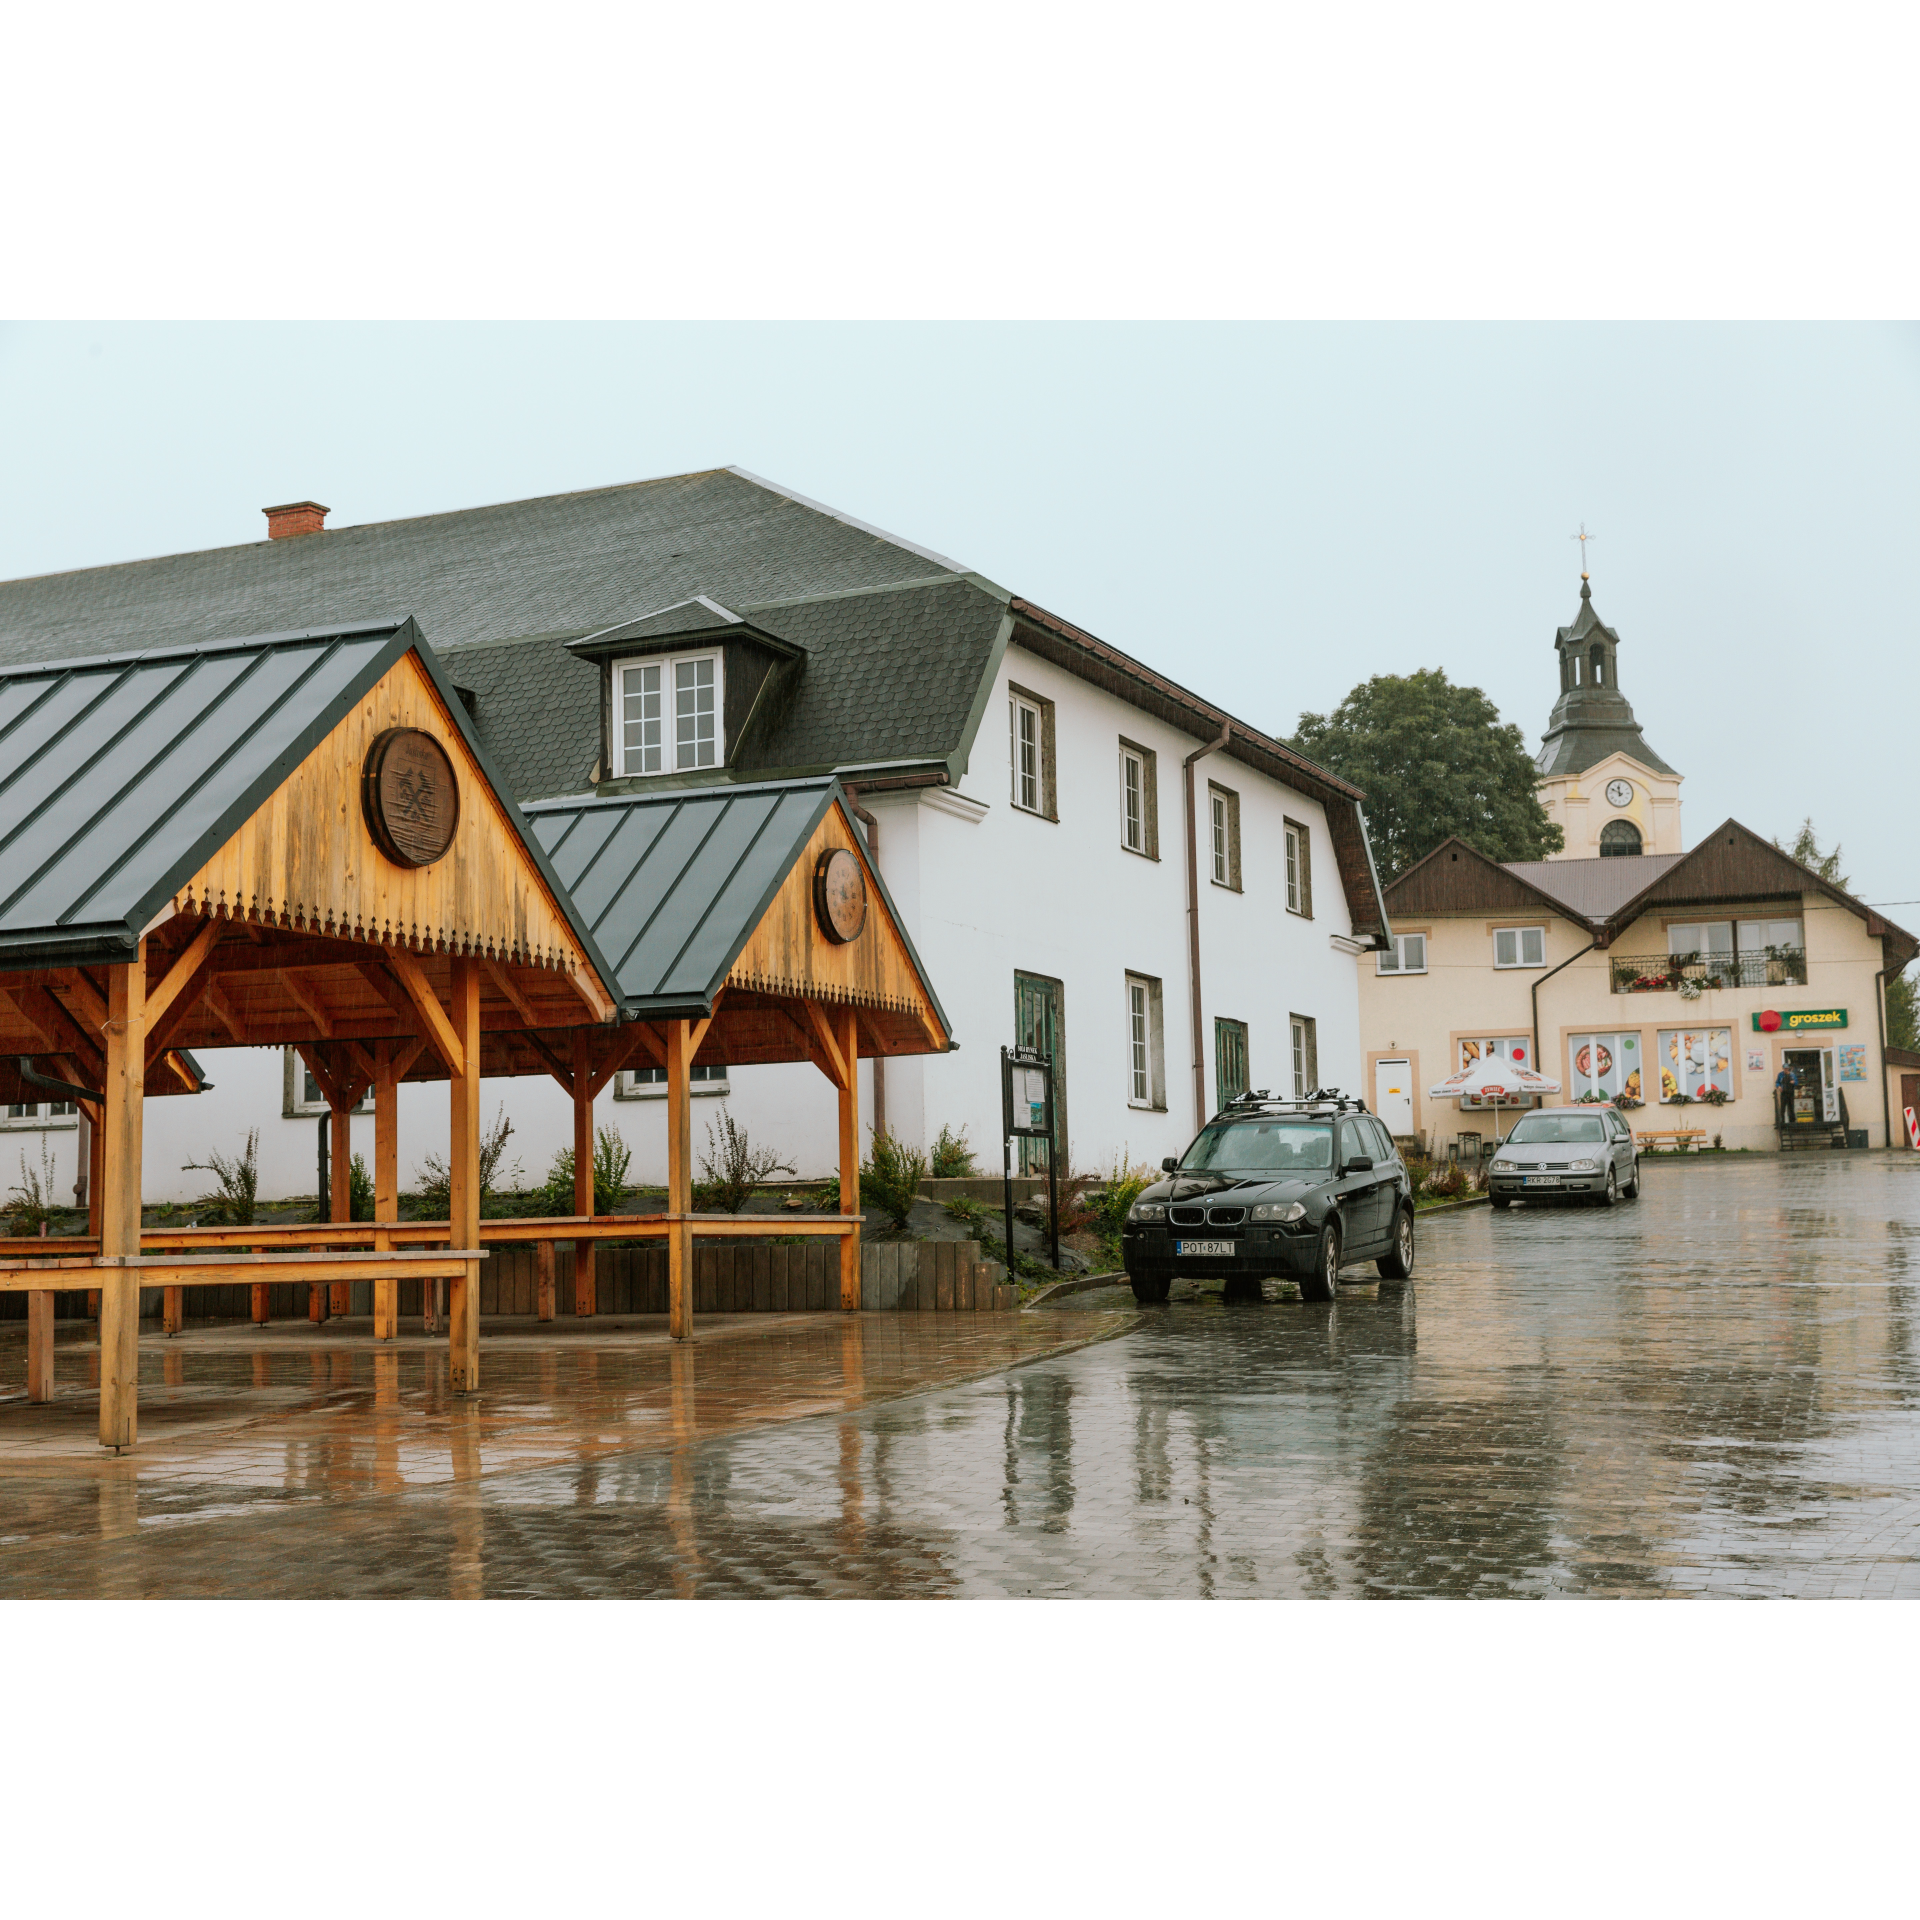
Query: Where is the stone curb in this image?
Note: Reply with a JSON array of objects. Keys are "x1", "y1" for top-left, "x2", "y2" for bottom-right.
[
  {"x1": 1415, "y1": 1193, "x2": 1490, "y2": 1215},
  {"x1": 1022, "y1": 1271, "x2": 1128, "y2": 1307}
]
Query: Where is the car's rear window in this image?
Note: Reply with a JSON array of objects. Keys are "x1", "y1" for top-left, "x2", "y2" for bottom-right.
[
  {"x1": 1505, "y1": 1113, "x2": 1607, "y2": 1144},
  {"x1": 1182, "y1": 1120, "x2": 1333, "y2": 1171}
]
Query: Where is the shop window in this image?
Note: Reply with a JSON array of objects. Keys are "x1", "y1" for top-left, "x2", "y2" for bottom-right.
[
  {"x1": 1458, "y1": 1035, "x2": 1538, "y2": 1109},
  {"x1": 1657, "y1": 1028, "x2": 1733, "y2": 1104},
  {"x1": 1376, "y1": 932, "x2": 1428, "y2": 975},
  {"x1": 1118, "y1": 739, "x2": 1158, "y2": 858},
  {"x1": 1215, "y1": 1017, "x2": 1250, "y2": 1107},
  {"x1": 1568, "y1": 1031, "x2": 1644, "y2": 1105},
  {"x1": 1283, "y1": 817, "x2": 1313, "y2": 917},
  {"x1": 1493, "y1": 927, "x2": 1546, "y2": 969},
  {"x1": 1008, "y1": 685, "x2": 1057, "y2": 819},
  {"x1": 1126, "y1": 973, "x2": 1166, "y2": 1109},
  {"x1": 615, "y1": 1065, "x2": 729, "y2": 1099},
  {"x1": 616, "y1": 651, "x2": 722, "y2": 776},
  {"x1": 1290, "y1": 1014, "x2": 1318, "y2": 1099}
]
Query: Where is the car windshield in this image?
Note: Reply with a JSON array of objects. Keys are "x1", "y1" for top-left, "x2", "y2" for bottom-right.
[
  {"x1": 1181, "y1": 1119, "x2": 1333, "y2": 1172},
  {"x1": 1504, "y1": 1113, "x2": 1607, "y2": 1144}
]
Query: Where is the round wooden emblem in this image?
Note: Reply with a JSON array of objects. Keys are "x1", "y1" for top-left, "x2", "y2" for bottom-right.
[
  {"x1": 362, "y1": 728, "x2": 460, "y2": 869},
  {"x1": 813, "y1": 846, "x2": 868, "y2": 944}
]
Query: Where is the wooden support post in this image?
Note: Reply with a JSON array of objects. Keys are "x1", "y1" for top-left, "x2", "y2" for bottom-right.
[
  {"x1": 99, "y1": 945, "x2": 146, "y2": 1451},
  {"x1": 667, "y1": 1019, "x2": 693, "y2": 1341},
  {"x1": 572, "y1": 1027, "x2": 596, "y2": 1317},
  {"x1": 27, "y1": 1289, "x2": 54, "y2": 1402},
  {"x1": 162, "y1": 1284, "x2": 183, "y2": 1336},
  {"x1": 373, "y1": 1040, "x2": 399, "y2": 1340},
  {"x1": 251, "y1": 1281, "x2": 270, "y2": 1326},
  {"x1": 535, "y1": 1238, "x2": 555, "y2": 1322},
  {"x1": 839, "y1": 1004, "x2": 861, "y2": 1311},
  {"x1": 87, "y1": 1113, "x2": 104, "y2": 1239},
  {"x1": 329, "y1": 1099, "x2": 352, "y2": 1317},
  {"x1": 447, "y1": 956, "x2": 482, "y2": 1393}
]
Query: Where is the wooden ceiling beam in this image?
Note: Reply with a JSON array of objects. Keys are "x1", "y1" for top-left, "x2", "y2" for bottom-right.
[
  {"x1": 201, "y1": 977, "x2": 247, "y2": 1042},
  {"x1": 483, "y1": 957, "x2": 540, "y2": 1028},
  {"x1": 143, "y1": 919, "x2": 224, "y2": 1031},
  {"x1": 800, "y1": 999, "x2": 849, "y2": 1091},
  {"x1": 277, "y1": 969, "x2": 337, "y2": 1040},
  {"x1": 384, "y1": 945, "x2": 464, "y2": 1078}
]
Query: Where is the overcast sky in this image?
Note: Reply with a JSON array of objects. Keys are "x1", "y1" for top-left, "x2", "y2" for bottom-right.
[{"x1": 2, "y1": 322, "x2": 1914, "y2": 913}]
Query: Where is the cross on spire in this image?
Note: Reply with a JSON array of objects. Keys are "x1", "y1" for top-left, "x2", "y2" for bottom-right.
[{"x1": 1571, "y1": 522, "x2": 1595, "y2": 580}]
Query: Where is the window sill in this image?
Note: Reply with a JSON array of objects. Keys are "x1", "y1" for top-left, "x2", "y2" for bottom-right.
[
  {"x1": 614, "y1": 1083, "x2": 731, "y2": 1102},
  {"x1": 1208, "y1": 878, "x2": 1241, "y2": 893},
  {"x1": 1375, "y1": 970, "x2": 1429, "y2": 979},
  {"x1": 1126, "y1": 1099, "x2": 1166, "y2": 1113},
  {"x1": 0, "y1": 1115, "x2": 78, "y2": 1132},
  {"x1": 1121, "y1": 842, "x2": 1158, "y2": 860},
  {"x1": 1285, "y1": 905, "x2": 1311, "y2": 919},
  {"x1": 1012, "y1": 803, "x2": 1058, "y2": 823},
  {"x1": 1492, "y1": 964, "x2": 1549, "y2": 972}
]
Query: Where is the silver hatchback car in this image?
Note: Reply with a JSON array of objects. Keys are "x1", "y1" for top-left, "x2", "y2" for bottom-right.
[{"x1": 1486, "y1": 1105, "x2": 1640, "y2": 1208}]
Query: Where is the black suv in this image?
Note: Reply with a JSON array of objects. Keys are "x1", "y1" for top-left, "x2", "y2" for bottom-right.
[{"x1": 1120, "y1": 1091, "x2": 1415, "y2": 1305}]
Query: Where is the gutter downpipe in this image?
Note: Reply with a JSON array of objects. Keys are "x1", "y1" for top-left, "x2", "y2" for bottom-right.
[
  {"x1": 1875, "y1": 961, "x2": 1892, "y2": 1150},
  {"x1": 843, "y1": 784, "x2": 885, "y2": 1141},
  {"x1": 1531, "y1": 932, "x2": 1600, "y2": 1137},
  {"x1": 1183, "y1": 721, "x2": 1233, "y2": 1132}
]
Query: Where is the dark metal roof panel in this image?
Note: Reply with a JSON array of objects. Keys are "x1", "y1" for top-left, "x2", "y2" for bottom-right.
[{"x1": 526, "y1": 775, "x2": 949, "y2": 1029}]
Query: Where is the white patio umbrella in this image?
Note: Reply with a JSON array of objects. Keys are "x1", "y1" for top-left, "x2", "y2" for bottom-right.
[{"x1": 1428, "y1": 1055, "x2": 1564, "y2": 1144}]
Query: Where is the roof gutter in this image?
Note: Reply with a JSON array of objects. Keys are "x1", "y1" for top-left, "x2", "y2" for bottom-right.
[
  {"x1": 1532, "y1": 935, "x2": 1599, "y2": 1089},
  {"x1": 1184, "y1": 720, "x2": 1233, "y2": 1132},
  {"x1": 1357, "y1": 804, "x2": 1393, "y2": 945}
]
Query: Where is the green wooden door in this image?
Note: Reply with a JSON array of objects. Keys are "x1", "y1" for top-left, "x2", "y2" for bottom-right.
[{"x1": 1013, "y1": 971, "x2": 1068, "y2": 1174}]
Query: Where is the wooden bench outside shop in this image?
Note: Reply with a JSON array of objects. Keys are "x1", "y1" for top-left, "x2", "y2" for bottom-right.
[{"x1": 1634, "y1": 1129, "x2": 1709, "y2": 1152}]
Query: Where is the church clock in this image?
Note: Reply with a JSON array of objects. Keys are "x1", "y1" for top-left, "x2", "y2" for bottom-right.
[{"x1": 1605, "y1": 778, "x2": 1635, "y2": 808}]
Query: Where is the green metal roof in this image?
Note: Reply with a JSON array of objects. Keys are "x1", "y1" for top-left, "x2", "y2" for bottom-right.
[{"x1": 523, "y1": 775, "x2": 950, "y2": 1031}]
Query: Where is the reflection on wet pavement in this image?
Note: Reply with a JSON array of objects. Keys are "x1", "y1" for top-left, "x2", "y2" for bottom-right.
[{"x1": 6, "y1": 1155, "x2": 1920, "y2": 1596}]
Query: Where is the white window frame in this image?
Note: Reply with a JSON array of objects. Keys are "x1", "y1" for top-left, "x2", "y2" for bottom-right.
[
  {"x1": 1284, "y1": 824, "x2": 1302, "y2": 913},
  {"x1": 1493, "y1": 926, "x2": 1547, "y2": 970},
  {"x1": 614, "y1": 1064, "x2": 730, "y2": 1100},
  {"x1": 282, "y1": 1049, "x2": 372, "y2": 1118},
  {"x1": 615, "y1": 650, "x2": 724, "y2": 778},
  {"x1": 1120, "y1": 747, "x2": 1144, "y2": 853},
  {"x1": 2, "y1": 1101, "x2": 77, "y2": 1131},
  {"x1": 1376, "y1": 932, "x2": 1428, "y2": 975},
  {"x1": 1568, "y1": 1031, "x2": 1643, "y2": 1104},
  {"x1": 1656, "y1": 1027, "x2": 1735, "y2": 1105},
  {"x1": 1011, "y1": 693, "x2": 1043, "y2": 814},
  {"x1": 1124, "y1": 973, "x2": 1165, "y2": 1110},
  {"x1": 1290, "y1": 1015, "x2": 1315, "y2": 1099},
  {"x1": 1458, "y1": 1035, "x2": 1539, "y2": 1109}
]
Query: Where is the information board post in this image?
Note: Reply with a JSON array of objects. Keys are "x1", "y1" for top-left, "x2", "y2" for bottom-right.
[{"x1": 1001, "y1": 1044, "x2": 1057, "y2": 1276}]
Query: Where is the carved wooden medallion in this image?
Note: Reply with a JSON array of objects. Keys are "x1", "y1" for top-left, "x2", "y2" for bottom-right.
[
  {"x1": 813, "y1": 846, "x2": 868, "y2": 944},
  {"x1": 362, "y1": 728, "x2": 460, "y2": 868}
]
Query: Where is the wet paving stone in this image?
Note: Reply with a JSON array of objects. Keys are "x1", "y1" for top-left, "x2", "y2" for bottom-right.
[{"x1": 5, "y1": 1154, "x2": 1920, "y2": 1597}]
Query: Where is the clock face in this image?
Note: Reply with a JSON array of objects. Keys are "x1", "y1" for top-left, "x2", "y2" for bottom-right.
[
  {"x1": 1606, "y1": 779, "x2": 1635, "y2": 808},
  {"x1": 813, "y1": 846, "x2": 868, "y2": 944}
]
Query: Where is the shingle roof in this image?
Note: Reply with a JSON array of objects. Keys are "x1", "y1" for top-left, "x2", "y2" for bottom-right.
[{"x1": 523, "y1": 776, "x2": 949, "y2": 1032}]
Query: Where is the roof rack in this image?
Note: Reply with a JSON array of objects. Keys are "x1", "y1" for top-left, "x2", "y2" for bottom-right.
[{"x1": 1218, "y1": 1087, "x2": 1372, "y2": 1117}]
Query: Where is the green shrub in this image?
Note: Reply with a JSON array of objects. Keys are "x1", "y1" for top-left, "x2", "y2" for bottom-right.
[
  {"x1": 1086, "y1": 1156, "x2": 1152, "y2": 1267},
  {"x1": 6, "y1": 1136, "x2": 61, "y2": 1236},
  {"x1": 348, "y1": 1152, "x2": 375, "y2": 1222},
  {"x1": 417, "y1": 1110, "x2": 523, "y2": 1217},
  {"x1": 860, "y1": 1128, "x2": 927, "y2": 1229},
  {"x1": 183, "y1": 1128, "x2": 260, "y2": 1226},
  {"x1": 930, "y1": 1123, "x2": 978, "y2": 1179},
  {"x1": 696, "y1": 1111, "x2": 795, "y2": 1213},
  {"x1": 541, "y1": 1124, "x2": 634, "y2": 1215}
]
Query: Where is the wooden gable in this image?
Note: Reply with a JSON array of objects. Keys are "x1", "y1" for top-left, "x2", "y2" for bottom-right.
[
  {"x1": 170, "y1": 648, "x2": 613, "y2": 1015},
  {"x1": 724, "y1": 799, "x2": 946, "y2": 1049}
]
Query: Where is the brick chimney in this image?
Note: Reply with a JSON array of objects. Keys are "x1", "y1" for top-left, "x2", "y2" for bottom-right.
[{"x1": 263, "y1": 500, "x2": 330, "y2": 539}]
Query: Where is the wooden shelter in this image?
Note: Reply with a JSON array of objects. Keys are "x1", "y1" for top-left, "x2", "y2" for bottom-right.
[
  {"x1": 522, "y1": 774, "x2": 956, "y2": 1338},
  {"x1": 0, "y1": 618, "x2": 620, "y2": 1449}
]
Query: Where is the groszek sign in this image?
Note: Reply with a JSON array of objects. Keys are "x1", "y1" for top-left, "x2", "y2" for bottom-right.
[
  {"x1": 1752, "y1": 1008, "x2": 1848, "y2": 1033},
  {"x1": 362, "y1": 727, "x2": 460, "y2": 868}
]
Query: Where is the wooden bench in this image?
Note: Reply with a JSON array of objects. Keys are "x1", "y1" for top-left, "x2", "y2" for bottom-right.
[{"x1": 1634, "y1": 1129, "x2": 1708, "y2": 1152}]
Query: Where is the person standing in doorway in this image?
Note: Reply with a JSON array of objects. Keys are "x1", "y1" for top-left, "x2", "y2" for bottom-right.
[{"x1": 1775, "y1": 1063, "x2": 1797, "y2": 1127}]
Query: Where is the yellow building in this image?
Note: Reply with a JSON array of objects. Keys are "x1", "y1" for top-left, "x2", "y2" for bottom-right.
[{"x1": 1358, "y1": 581, "x2": 1917, "y2": 1155}]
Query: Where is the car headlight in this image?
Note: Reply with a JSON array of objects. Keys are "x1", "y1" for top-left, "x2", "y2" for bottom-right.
[
  {"x1": 1128, "y1": 1201, "x2": 1168, "y2": 1223},
  {"x1": 1251, "y1": 1202, "x2": 1306, "y2": 1222},
  {"x1": 1491, "y1": 1158, "x2": 1517, "y2": 1172},
  {"x1": 1567, "y1": 1158, "x2": 1599, "y2": 1173}
]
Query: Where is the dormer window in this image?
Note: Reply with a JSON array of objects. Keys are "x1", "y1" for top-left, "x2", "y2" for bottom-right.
[{"x1": 616, "y1": 651, "x2": 723, "y2": 776}]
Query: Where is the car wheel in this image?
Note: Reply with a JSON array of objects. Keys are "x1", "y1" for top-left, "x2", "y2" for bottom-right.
[
  {"x1": 1623, "y1": 1162, "x2": 1641, "y2": 1199},
  {"x1": 1490, "y1": 1193, "x2": 1512, "y2": 1210},
  {"x1": 1597, "y1": 1166, "x2": 1619, "y2": 1207},
  {"x1": 1299, "y1": 1220, "x2": 1341, "y2": 1302},
  {"x1": 1377, "y1": 1206, "x2": 1414, "y2": 1281},
  {"x1": 1129, "y1": 1271, "x2": 1171, "y2": 1305}
]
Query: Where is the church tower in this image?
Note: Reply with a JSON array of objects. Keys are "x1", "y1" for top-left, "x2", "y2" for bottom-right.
[{"x1": 1535, "y1": 577, "x2": 1683, "y2": 859}]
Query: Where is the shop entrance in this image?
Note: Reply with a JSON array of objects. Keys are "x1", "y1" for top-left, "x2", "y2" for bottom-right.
[{"x1": 1782, "y1": 1047, "x2": 1838, "y2": 1127}]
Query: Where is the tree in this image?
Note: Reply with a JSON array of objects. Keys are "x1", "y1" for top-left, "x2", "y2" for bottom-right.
[
  {"x1": 1288, "y1": 669, "x2": 1563, "y2": 882},
  {"x1": 1775, "y1": 818, "x2": 1850, "y2": 892},
  {"x1": 1890, "y1": 966, "x2": 1918, "y2": 1053}
]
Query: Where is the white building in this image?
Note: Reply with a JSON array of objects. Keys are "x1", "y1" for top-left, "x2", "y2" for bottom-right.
[{"x1": 0, "y1": 471, "x2": 1390, "y2": 1204}]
